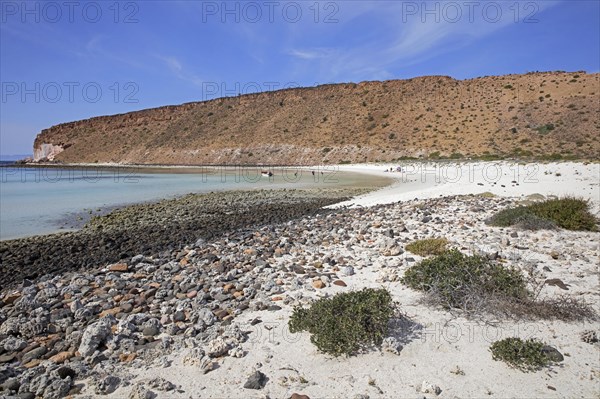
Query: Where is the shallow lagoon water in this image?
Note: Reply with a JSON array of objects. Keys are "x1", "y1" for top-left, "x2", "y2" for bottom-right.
[{"x1": 0, "y1": 165, "x2": 389, "y2": 240}]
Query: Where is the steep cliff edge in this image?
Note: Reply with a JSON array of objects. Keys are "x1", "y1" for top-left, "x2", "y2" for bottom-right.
[{"x1": 33, "y1": 71, "x2": 600, "y2": 164}]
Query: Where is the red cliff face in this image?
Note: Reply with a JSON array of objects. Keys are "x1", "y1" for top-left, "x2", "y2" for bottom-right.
[{"x1": 33, "y1": 72, "x2": 600, "y2": 164}]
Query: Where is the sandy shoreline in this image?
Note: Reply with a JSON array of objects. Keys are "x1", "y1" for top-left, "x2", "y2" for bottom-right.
[
  {"x1": 0, "y1": 161, "x2": 598, "y2": 399},
  {"x1": 335, "y1": 161, "x2": 600, "y2": 212}
]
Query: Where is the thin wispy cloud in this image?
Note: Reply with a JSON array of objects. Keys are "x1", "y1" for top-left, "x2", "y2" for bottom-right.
[
  {"x1": 287, "y1": 48, "x2": 335, "y2": 60},
  {"x1": 155, "y1": 55, "x2": 203, "y2": 86},
  {"x1": 286, "y1": 1, "x2": 563, "y2": 81}
]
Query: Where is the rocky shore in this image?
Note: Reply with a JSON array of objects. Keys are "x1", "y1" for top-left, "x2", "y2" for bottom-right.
[
  {"x1": 0, "y1": 188, "x2": 368, "y2": 289},
  {"x1": 1, "y1": 192, "x2": 598, "y2": 398}
]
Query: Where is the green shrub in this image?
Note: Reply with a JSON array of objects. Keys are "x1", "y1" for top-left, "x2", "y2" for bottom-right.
[
  {"x1": 486, "y1": 207, "x2": 558, "y2": 230},
  {"x1": 402, "y1": 249, "x2": 529, "y2": 311},
  {"x1": 405, "y1": 238, "x2": 448, "y2": 256},
  {"x1": 490, "y1": 338, "x2": 552, "y2": 372},
  {"x1": 487, "y1": 197, "x2": 598, "y2": 231},
  {"x1": 535, "y1": 123, "x2": 555, "y2": 134},
  {"x1": 288, "y1": 288, "x2": 394, "y2": 357}
]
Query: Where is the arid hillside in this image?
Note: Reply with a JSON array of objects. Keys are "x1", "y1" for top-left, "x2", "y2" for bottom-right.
[{"x1": 33, "y1": 71, "x2": 599, "y2": 164}]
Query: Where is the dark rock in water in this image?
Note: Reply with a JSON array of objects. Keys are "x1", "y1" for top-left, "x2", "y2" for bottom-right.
[
  {"x1": 541, "y1": 346, "x2": 564, "y2": 362},
  {"x1": 243, "y1": 370, "x2": 267, "y2": 390}
]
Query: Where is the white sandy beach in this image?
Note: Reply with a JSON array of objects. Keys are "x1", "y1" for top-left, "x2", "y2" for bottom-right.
[
  {"x1": 74, "y1": 161, "x2": 599, "y2": 399},
  {"x1": 334, "y1": 161, "x2": 600, "y2": 211}
]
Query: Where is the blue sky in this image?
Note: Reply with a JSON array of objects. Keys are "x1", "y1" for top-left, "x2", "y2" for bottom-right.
[{"x1": 1, "y1": 0, "x2": 599, "y2": 155}]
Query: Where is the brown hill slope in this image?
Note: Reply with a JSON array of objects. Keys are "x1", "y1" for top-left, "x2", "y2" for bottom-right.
[{"x1": 33, "y1": 71, "x2": 600, "y2": 164}]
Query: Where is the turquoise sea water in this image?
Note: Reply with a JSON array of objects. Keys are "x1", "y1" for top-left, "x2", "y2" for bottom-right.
[{"x1": 0, "y1": 165, "x2": 385, "y2": 240}]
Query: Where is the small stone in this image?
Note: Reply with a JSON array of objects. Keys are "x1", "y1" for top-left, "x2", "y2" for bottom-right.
[
  {"x1": 93, "y1": 375, "x2": 121, "y2": 395},
  {"x1": 420, "y1": 381, "x2": 441, "y2": 395},
  {"x1": 340, "y1": 266, "x2": 355, "y2": 276},
  {"x1": 290, "y1": 394, "x2": 310, "y2": 399},
  {"x1": 128, "y1": 384, "x2": 155, "y2": 399},
  {"x1": 333, "y1": 280, "x2": 347, "y2": 287},
  {"x1": 147, "y1": 377, "x2": 176, "y2": 392},
  {"x1": 293, "y1": 265, "x2": 306, "y2": 274},
  {"x1": 21, "y1": 346, "x2": 48, "y2": 364},
  {"x1": 1, "y1": 377, "x2": 20, "y2": 392},
  {"x1": 49, "y1": 351, "x2": 75, "y2": 364},
  {"x1": 2, "y1": 292, "x2": 21, "y2": 305},
  {"x1": 119, "y1": 353, "x2": 137, "y2": 363},
  {"x1": 173, "y1": 310, "x2": 186, "y2": 322},
  {"x1": 550, "y1": 251, "x2": 560, "y2": 260},
  {"x1": 109, "y1": 263, "x2": 129, "y2": 272},
  {"x1": 99, "y1": 307, "x2": 121, "y2": 318},
  {"x1": 186, "y1": 290, "x2": 197, "y2": 299},
  {"x1": 213, "y1": 309, "x2": 229, "y2": 319},
  {"x1": 206, "y1": 337, "x2": 230, "y2": 358},
  {"x1": 381, "y1": 337, "x2": 403, "y2": 355},
  {"x1": 243, "y1": 370, "x2": 267, "y2": 390},
  {"x1": 541, "y1": 346, "x2": 564, "y2": 362},
  {"x1": 78, "y1": 318, "x2": 113, "y2": 357},
  {"x1": 3, "y1": 336, "x2": 27, "y2": 351},
  {"x1": 545, "y1": 278, "x2": 569, "y2": 290},
  {"x1": 143, "y1": 326, "x2": 160, "y2": 337},
  {"x1": 24, "y1": 359, "x2": 42, "y2": 368},
  {"x1": 581, "y1": 330, "x2": 599, "y2": 344},
  {"x1": 223, "y1": 283, "x2": 235, "y2": 292},
  {"x1": 0, "y1": 353, "x2": 16, "y2": 363},
  {"x1": 312, "y1": 280, "x2": 325, "y2": 289}
]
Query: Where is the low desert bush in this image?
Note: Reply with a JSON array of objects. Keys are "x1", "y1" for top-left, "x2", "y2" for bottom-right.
[
  {"x1": 288, "y1": 288, "x2": 394, "y2": 357},
  {"x1": 486, "y1": 197, "x2": 598, "y2": 231},
  {"x1": 402, "y1": 249, "x2": 529, "y2": 311},
  {"x1": 402, "y1": 249, "x2": 596, "y2": 320},
  {"x1": 405, "y1": 238, "x2": 448, "y2": 256},
  {"x1": 490, "y1": 338, "x2": 552, "y2": 372}
]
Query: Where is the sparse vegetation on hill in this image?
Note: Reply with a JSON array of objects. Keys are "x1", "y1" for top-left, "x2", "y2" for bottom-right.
[{"x1": 32, "y1": 71, "x2": 600, "y2": 164}]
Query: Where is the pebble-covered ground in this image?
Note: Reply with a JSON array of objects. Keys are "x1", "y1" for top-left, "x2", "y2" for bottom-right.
[
  {"x1": 0, "y1": 188, "x2": 367, "y2": 289},
  {"x1": 0, "y1": 193, "x2": 598, "y2": 398}
]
